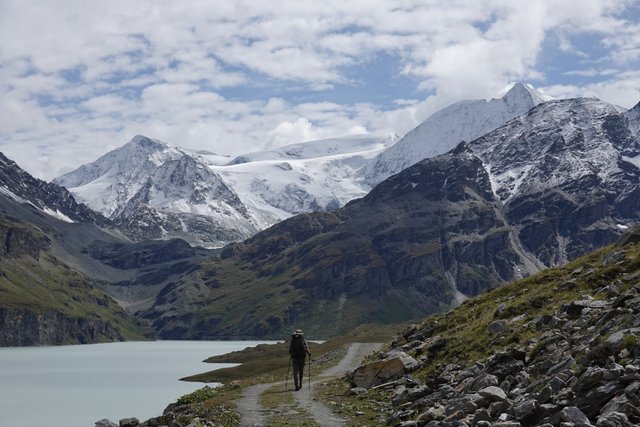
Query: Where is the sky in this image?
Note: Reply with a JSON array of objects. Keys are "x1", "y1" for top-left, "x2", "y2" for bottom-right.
[{"x1": 1, "y1": 0, "x2": 640, "y2": 180}]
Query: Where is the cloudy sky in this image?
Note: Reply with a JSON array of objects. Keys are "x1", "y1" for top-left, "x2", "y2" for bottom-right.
[{"x1": 1, "y1": 0, "x2": 640, "y2": 180}]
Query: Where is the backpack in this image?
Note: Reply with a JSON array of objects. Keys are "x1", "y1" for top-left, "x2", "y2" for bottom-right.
[{"x1": 290, "y1": 334, "x2": 306, "y2": 358}]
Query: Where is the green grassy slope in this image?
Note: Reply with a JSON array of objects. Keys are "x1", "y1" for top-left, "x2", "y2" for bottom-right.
[{"x1": 0, "y1": 218, "x2": 151, "y2": 344}]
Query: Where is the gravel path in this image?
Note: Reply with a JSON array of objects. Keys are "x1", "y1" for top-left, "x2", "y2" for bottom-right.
[{"x1": 236, "y1": 342, "x2": 383, "y2": 427}]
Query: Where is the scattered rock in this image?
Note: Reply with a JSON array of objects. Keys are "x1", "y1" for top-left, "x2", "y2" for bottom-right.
[
  {"x1": 119, "y1": 418, "x2": 140, "y2": 427},
  {"x1": 479, "y1": 385, "x2": 507, "y2": 402}
]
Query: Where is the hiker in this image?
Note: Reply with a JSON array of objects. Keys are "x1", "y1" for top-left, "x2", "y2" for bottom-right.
[{"x1": 289, "y1": 328, "x2": 311, "y2": 391}]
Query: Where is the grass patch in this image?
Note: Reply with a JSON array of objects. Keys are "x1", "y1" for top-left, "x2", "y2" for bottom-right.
[
  {"x1": 315, "y1": 378, "x2": 392, "y2": 426},
  {"x1": 162, "y1": 384, "x2": 242, "y2": 426},
  {"x1": 397, "y1": 240, "x2": 640, "y2": 381},
  {"x1": 183, "y1": 323, "x2": 402, "y2": 383}
]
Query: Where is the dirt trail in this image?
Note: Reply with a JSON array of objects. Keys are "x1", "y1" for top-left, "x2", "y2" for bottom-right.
[{"x1": 236, "y1": 342, "x2": 383, "y2": 427}]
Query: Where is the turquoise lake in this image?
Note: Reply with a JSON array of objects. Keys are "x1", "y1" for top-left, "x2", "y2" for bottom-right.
[{"x1": 0, "y1": 340, "x2": 273, "y2": 427}]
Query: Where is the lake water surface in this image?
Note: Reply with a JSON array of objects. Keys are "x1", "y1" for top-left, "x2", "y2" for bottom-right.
[{"x1": 0, "y1": 340, "x2": 274, "y2": 427}]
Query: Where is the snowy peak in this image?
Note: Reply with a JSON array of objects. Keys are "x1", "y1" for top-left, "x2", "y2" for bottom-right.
[
  {"x1": 56, "y1": 133, "x2": 396, "y2": 246},
  {"x1": 469, "y1": 97, "x2": 639, "y2": 203},
  {"x1": 364, "y1": 83, "x2": 551, "y2": 185},
  {"x1": 501, "y1": 82, "x2": 550, "y2": 111},
  {"x1": 227, "y1": 134, "x2": 398, "y2": 165}
]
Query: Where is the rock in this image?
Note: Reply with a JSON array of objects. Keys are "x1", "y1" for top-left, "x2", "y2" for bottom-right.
[
  {"x1": 486, "y1": 351, "x2": 525, "y2": 380},
  {"x1": 349, "y1": 351, "x2": 419, "y2": 388},
  {"x1": 119, "y1": 418, "x2": 140, "y2": 427},
  {"x1": 479, "y1": 385, "x2": 507, "y2": 402},
  {"x1": 572, "y1": 381, "x2": 627, "y2": 418},
  {"x1": 575, "y1": 367, "x2": 607, "y2": 391},
  {"x1": 547, "y1": 356, "x2": 576, "y2": 376},
  {"x1": 604, "y1": 329, "x2": 640, "y2": 352},
  {"x1": 349, "y1": 387, "x2": 368, "y2": 395},
  {"x1": 513, "y1": 399, "x2": 539, "y2": 421},
  {"x1": 418, "y1": 405, "x2": 445, "y2": 422},
  {"x1": 596, "y1": 411, "x2": 634, "y2": 427},
  {"x1": 601, "y1": 394, "x2": 640, "y2": 421},
  {"x1": 537, "y1": 384, "x2": 553, "y2": 404},
  {"x1": 561, "y1": 406, "x2": 592, "y2": 425},
  {"x1": 416, "y1": 335, "x2": 448, "y2": 355},
  {"x1": 488, "y1": 320, "x2": 510, "y2": 334},
  {"x1": 406, "y1": 384, "x2": 434, "y2": 400},
  {"x1": 472, "y1": 408, "x2": 492, "y2": 425},
  {"x1": 465, "y1": 373, "x2": 499, "y2": 393},
  {"x1": 445, "y1": 395, "x2": 479, "y2": 416},
  {"x1": 96, "y1": 420, "x2": 118, "y2": 427},
  {"x1": 476, "y1": 422, "x2": 492, "y2": 427}
]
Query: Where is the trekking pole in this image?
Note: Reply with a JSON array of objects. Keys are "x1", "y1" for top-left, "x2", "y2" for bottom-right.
[
  {"x1": 308, "y1": 355, "x2": 311, "y2": 390},
  {"x1": 285, "y1": 357, "x2": 291, "y2": 391}
]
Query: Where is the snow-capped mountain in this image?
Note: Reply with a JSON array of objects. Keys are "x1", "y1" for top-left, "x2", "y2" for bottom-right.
[
  {"x1": 54, "y1": 136, "x2": 261, "y2": 246},
  {"x1": 466, "y1": 96, "x2": 638, "y2": 265},
  {"x1": 144, "y1": 94, "x2": 640, "y2": 339},
  {"x1": 364, "y1": 82, "x2": 552, "y2": 185},
  {"x1": 55, "y1": 134, "x2": 397, "y2": 246},
  {"x1": 0, "y1": 151, "x2": 109, "y2": 225},
  {"x1": 203, "y1": 134, "x2": 398, "y2": 217}
]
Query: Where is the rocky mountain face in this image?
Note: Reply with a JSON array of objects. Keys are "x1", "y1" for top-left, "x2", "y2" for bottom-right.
[
  {"x1": 346, "y1": 226, "x2": 640, "y2": 427},
  {"x1": 0, "y1": 152, "x2": 110, "y2": 226},
  {"x1": 136, "y1": 95, "x2": 640, "y2": 339},
  {"x1": 55, "y1": 134, "x2": 397, "y2": 247},
  {"x1": 363, "y1": 83, "x2": 550, "y2": 186},
  {"x1": 468, "y1": 97, "x2": 638, "y2": 266},
  {"x1": 54, "y1": 135, "x2": 258, "y2": 247}
]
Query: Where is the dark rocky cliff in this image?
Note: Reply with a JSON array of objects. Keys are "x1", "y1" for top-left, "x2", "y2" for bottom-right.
[{"x1": 0, "y1": 308, "x2": 125, "y2": 346}]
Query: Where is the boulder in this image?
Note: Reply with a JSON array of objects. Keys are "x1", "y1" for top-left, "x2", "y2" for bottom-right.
[
  {"x1": 349, "y1": 351, "x2": 418, "y2": 388},
  {"x1": 95, "y1": 420, "x2": 118, "y2": 427},
  {"x1": 488, "y1": 320, "x2": 510, "y2": 334},
  {"x1": 479, "y1": 385, "x2": 507, "y2": 402},
  {"x1": 596, "y1": 411, "x2": 634, "y2": 427},
  {"x1": 561, "y1": 406, "x2": 592, "y2": 425},
  {"x1": 513, "y1": 399, "x2": 539, "y2": 421},
  {"x1": 119, "y1": 418, "x2": 140, "y2": 427}
]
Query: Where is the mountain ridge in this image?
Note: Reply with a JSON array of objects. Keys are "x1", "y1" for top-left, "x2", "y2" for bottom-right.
[{"x1": 132, "y1": 94, "x2": 640, "y2": 339}]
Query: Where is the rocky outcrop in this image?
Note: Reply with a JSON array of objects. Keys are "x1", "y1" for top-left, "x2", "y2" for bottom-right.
[
  {"x1": 0, "y1": 151, "x2": 110, "y2": 226},
  {"x1": 0, "y1": 307, "x2": 125, "y2": 346},
  {"x1": 0, "y1": 220, "x2": 49, "y2": 259},
  {"x1": 350, "y1": 234, "x2": 640, "y2": 426}
]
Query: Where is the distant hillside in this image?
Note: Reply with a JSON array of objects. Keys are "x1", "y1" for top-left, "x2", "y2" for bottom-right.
[{"x1": 0, "y1": 215, "x2": 151, "y2": 346}]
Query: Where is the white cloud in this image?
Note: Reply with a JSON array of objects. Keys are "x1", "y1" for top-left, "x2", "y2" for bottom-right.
[{"x1": 0, "y1": 0, "x2": 638, "y2": 180}]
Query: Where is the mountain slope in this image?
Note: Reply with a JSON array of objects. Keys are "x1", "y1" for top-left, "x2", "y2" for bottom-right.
[
  {"x1": 208, "y1": 134, "x2": 399, "y2": 217},
  {"x1": 469, "y1": 97, "x2": 637, "y2": 266},
  {"x1": 136, "y1": 96, "x2": 639, "y2": 339},
  {"x1": 0, "y1": 212, "x2": 151, "y2": 346},
  {"x1": 364, "y1": 83, "x2": 551, "y2": 185},
  {"x1": 56, "y1": 134, "x2": 398, "y2": 247},
  {"x1": 0, "y1": 152, "x2": 110, "y2": 226},
  {"x1": 0, "y1": 153, "x2": 213, "y2": 344},
  {"x1": 54, "y1": 135, "x2": 259, "y2": 247},
  {"x1": 348, "y1": 226, "x2": 640, "y2": 426}
]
